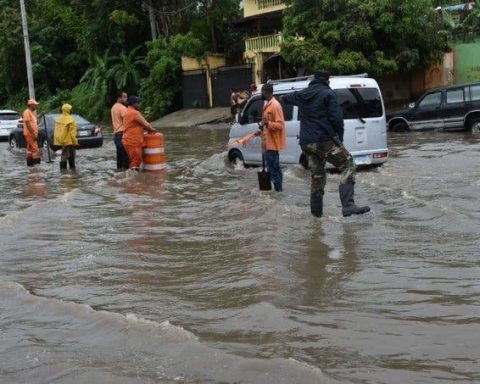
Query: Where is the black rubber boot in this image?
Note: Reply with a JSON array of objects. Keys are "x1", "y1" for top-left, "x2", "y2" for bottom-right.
[
  {"x1": 33, "y1": 158, "x2": 41, "y2": 165},
  {"x1": 26, "y1": 158, "x2": 34, "y2": 167},
  {"x1": 60, "y1": 161, "x2": 67, "y2": 171},
  {"x1": 68, "y1": 157, "x2": 76, "y2": 169},
  {"x1": 310, "y1": 193, "x2": 323, "y2": 217},
  {"x1": 339, "y1": 182, "x2": 370, "y2": 217}
]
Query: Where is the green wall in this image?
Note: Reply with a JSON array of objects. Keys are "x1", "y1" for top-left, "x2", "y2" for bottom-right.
[{"x1": 455, "y1": 40, "x2": 480, "y2": 83}]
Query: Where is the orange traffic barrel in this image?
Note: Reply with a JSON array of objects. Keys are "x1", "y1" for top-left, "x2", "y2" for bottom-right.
[{"x1": 142, "y1": 133, "x2": 166, "y2": 173}]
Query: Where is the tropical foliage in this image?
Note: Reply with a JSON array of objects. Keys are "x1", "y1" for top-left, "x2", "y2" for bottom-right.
[
  {"x1": 281, "y1": 0, "x2": 451, "y2": 77},
  {"x1": 0, "y1": 0, "x2": 240, "y2": 121}
]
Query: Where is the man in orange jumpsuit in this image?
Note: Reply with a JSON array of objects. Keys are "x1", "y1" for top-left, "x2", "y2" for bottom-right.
[
  {"x1": 122, "y1": 96, "x2": 157, "y2": 170},
  {"x1": 22, "y1": 99, "x2": 41, "y2": 167},
  {"x1": 259, "y1": 83, "x2": 286, "y2": 192}
]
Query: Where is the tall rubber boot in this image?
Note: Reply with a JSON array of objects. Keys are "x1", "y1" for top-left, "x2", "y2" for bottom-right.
[
  {"x1": 339, "y1": 182, "x2": 370, "y2": 217},
  {"x1": 310, "y1": 193, "x2": 323, "y2": 217},
  {"x1": 68, "y1": 157, "x2": 76, "y2": 169},
  {"x1": 33, "y1": 158, "x2": 41, "y2": 165},
  {"x1": 60, "y1": 161, "x2": 67, "y2": 171},
  {"x1": 26, "y1": 158, "x2": 34, "y2": 167}
]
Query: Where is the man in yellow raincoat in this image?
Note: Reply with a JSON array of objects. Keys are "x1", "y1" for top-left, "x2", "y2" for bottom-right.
[{"x1": 54, "y1": 104, "x2": 78, "y2": 171}]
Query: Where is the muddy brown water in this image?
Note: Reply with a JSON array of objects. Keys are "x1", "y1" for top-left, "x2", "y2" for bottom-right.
[{"x1": 0, "y1": 127, "x2": 479, "y2": 384}]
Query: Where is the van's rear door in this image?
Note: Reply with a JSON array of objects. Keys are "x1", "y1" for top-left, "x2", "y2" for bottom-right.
[{"x1": 334, "y1": 87, "x2": 387, "y2": 164}]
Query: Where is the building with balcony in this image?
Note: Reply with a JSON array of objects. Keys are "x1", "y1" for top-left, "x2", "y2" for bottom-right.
[{"x1": 237, "y1": 0, "x2": 292, "y2": 84}]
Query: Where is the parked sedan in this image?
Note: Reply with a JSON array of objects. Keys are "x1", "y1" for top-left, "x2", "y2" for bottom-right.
[
  {"x1": 9, "y1": 113, "x2": 103, "y2": 149},
  {"x1": 0, "y1": 110, "x2": 21, "y2": 140}
]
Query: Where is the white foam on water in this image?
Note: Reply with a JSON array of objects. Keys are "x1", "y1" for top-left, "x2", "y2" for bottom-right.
[{"x1": 124, "y1": 313, "x2": 198, "y2": 341}]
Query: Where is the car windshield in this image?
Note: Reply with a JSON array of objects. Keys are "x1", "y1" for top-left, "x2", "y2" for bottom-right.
[
  {"x1": 49, "y1": 114, "x2": 91, "y2": 125},
  {"x1": 0, "y1": 113, "x2": 20, "y2": 121},
  {"x1": 335, "y1": 88, "x2": 383, "y2": 119}
]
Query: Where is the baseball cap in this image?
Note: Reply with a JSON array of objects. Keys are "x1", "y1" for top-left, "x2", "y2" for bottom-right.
[
  {"x1": 127, "y1": 96, "x2": 141, "y2": 105},
  {"x1": 27, "y1": 99, "x2": 39, "y2": 105}
]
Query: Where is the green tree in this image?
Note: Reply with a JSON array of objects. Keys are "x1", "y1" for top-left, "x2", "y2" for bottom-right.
[
  {"x1": 140, "y1": 33, "x2": 205, "y2": 119},
  {"x1": 281, "y1": 0, "x2": 449, "y2": 76},
  {"x1": 107, "y1": 46, "x2": 147, "y2": 93}
]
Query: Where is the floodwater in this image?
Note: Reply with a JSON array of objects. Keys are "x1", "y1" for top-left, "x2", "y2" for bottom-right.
[{"x1": 0, "y1": 127, "x2": 479, "y2": 384}]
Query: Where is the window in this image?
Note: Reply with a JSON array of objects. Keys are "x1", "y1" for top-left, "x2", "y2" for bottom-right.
[
  {"x1": 240, "y1": 97, "x2": 264, "y2": 124},
  {"x1": 470, "y1": 85, "x2": 480, "y2": 101},
  {"x1": 418, "y1": 92, "x2": 442, "y2": 108},
  {"x1": 334, "y1": 87, "x2": 383, "y2": 119},
  {"x1": 446, "y1": 88, "x2": 464, "y2": 104},
  {"x1": 277, "y1": 95, "x2": 293, "y2": 121},
  {"x1": 0, "y1": 113, "x2": 20, "y2": 121}
]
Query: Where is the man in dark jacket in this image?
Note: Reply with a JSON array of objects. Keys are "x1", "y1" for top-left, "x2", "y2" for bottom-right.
[{"x1": 281, "y1": 70, "x2": 370, "y2": 217}]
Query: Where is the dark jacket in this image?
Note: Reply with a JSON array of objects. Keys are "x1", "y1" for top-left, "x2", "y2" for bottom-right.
[{"x1": 283, "y1": 80, "x2": 344, "y2": 146}]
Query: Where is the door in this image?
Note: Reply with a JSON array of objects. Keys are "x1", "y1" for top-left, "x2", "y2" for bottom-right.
[
  {"x1": 442, "y1": 87, "x2": 469, "y2": 130},
  {"x1": 237, "y1": 96, "x2": 265, "y2": 163},
  {"x1": 409, "y1": 91, "x2": 444, "y2": 130}
]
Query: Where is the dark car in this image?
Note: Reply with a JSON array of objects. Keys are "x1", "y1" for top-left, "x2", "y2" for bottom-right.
[
  {"x1": 387, "y1": 82, "x2": 480, "y2": 133},
  {"x1": 9, "y1": 113, "x2": 103, "y2": 150}
]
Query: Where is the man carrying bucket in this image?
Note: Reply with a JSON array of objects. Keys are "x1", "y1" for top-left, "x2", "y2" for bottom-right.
[{"x1": 122, "y1": 96, "x2": 157, "y2": 171}]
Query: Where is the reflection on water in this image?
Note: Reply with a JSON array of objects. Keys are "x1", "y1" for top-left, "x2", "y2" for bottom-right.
[{"x1": 0, "y1": 129, "x2": 479, "y2": 384}]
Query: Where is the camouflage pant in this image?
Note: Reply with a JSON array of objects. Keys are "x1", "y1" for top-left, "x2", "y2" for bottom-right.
[{"x1": 301, "y1": 141, "x2": 356, "y2": 198}]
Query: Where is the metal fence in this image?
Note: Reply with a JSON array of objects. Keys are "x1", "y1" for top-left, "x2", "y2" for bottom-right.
[
  {"x1": 245, "y1": 33, "x2": 282, "y2": 52},
  {"x1": 257, "y1": 0, "x2": 285, "y2": 10},
  {"x1": 182, "y1": 69, "x2": 209, "y2": 108},
  {"x1": 211, "y1": 64, "x2": 254, "y2": 107}
]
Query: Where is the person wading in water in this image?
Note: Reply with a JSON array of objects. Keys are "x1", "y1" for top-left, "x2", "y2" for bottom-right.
[{"x1": 281, "y1": 70, "x2": 370, "y2": 217}]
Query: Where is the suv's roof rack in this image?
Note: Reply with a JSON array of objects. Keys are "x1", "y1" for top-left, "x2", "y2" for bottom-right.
[{"x1": 266, "y1": 73, "x2": 369, "y2": 85}]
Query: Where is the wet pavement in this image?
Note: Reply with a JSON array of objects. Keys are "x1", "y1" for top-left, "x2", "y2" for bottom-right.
[{"x1": 0, "y1": 127, "x2": 479, "y2": 384}]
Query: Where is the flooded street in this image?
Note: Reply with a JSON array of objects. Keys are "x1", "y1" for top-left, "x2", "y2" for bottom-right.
[{"x1": 0, "y1": 127, "x2": 479, "y2": 384}]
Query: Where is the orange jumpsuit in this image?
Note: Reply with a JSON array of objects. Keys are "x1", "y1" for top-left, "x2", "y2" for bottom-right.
[
  {"x1": 22, "y1": 108, "x2": 40, "y2": 165},
  {"x1": 122, "y1": 107, "x2": 153, "y2": 169}
]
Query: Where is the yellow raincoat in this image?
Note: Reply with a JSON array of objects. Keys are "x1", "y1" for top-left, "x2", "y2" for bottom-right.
[{"x1": 54, "y1": 104, "x2": 78, "y2": 147}]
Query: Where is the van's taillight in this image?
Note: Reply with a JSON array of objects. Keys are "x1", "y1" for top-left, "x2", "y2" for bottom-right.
[
  {"x1": 373, "y1": 152, "x2": 388, "y2": 159},
  {"x1": 93, "y1": 127, "x2": 101, "y2": 136}
]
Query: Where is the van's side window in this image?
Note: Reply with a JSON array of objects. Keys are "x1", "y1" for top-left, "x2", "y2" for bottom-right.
[
  {"x1": 471, "y1": 85, "x2": 480, "y2": 101},
  {"x1": 241, "y1": 97, "x2": 264, "y2": 124},
  {"x1": 277, "y1": 95, "x2": 293, "y2": 121},
  {"x1": 446, "y1": 88, "x2": 464, "y2": 104}
]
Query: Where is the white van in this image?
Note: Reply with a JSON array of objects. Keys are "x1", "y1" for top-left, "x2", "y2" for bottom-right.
[{"x1": 227, "y1": 74, "x2": 389, "y2": 168}]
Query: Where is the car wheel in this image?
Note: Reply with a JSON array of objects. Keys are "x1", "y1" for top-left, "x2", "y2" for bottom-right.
[
  {"x1": 390, "y1": 121, "x2": 409, "y2": 132},
  {"x1": 228, "y1": 150, "x2": 244, "y2": 167},
  {"x1": 468, "y1": 118, "x2": 480, "y2": 133},
  {"x1": 9, "y1": 136, "x2": 17, "y2": 148}
]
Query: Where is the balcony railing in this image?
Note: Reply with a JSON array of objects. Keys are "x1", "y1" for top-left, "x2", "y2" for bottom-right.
[
  {"x1": 257, "y1": 0, "x2": 285, "y2": 9},
  {"x1": 245, "y1": 33, "x2": 282, "y2": 52}
]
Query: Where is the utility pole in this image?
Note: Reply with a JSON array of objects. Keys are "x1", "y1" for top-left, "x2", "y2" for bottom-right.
[
  {"x1": 147, "y1": 0, "x2": 158, "y2": 40},
  {"x1": 19, "y1": 0, "x2": 35, "y2": 99}
]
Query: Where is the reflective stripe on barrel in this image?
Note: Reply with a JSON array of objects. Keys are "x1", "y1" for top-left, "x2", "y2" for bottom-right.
[{"x1": 142, "y1": 133, "x2": 166, "y2": 174}]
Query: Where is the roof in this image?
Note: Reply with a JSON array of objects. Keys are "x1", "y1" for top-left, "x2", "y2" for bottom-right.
[
  {"x1": 0, "y1": 110, "x2": 19, "y2": 114},
  {"x1": 255, "y1": 75, "x2": 380, "y2": 94}
]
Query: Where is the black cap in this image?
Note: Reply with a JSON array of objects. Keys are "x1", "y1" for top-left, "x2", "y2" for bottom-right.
[
  {"x1": 314, "y1": 70, "x2": 330, "y2": 80},
  {"x1": 127, "y1": 96, "x2": 141, "y2": 105}
]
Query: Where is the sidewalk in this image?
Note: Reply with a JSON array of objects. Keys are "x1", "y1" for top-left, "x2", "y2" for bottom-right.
[{"x1": 151, "y1": 108, "x2": 230, "y2": 129}]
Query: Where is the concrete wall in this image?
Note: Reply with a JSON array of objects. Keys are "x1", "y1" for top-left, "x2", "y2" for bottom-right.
[{"x1": 181, "y1": 55, "x2": 226, "y2": 71}]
